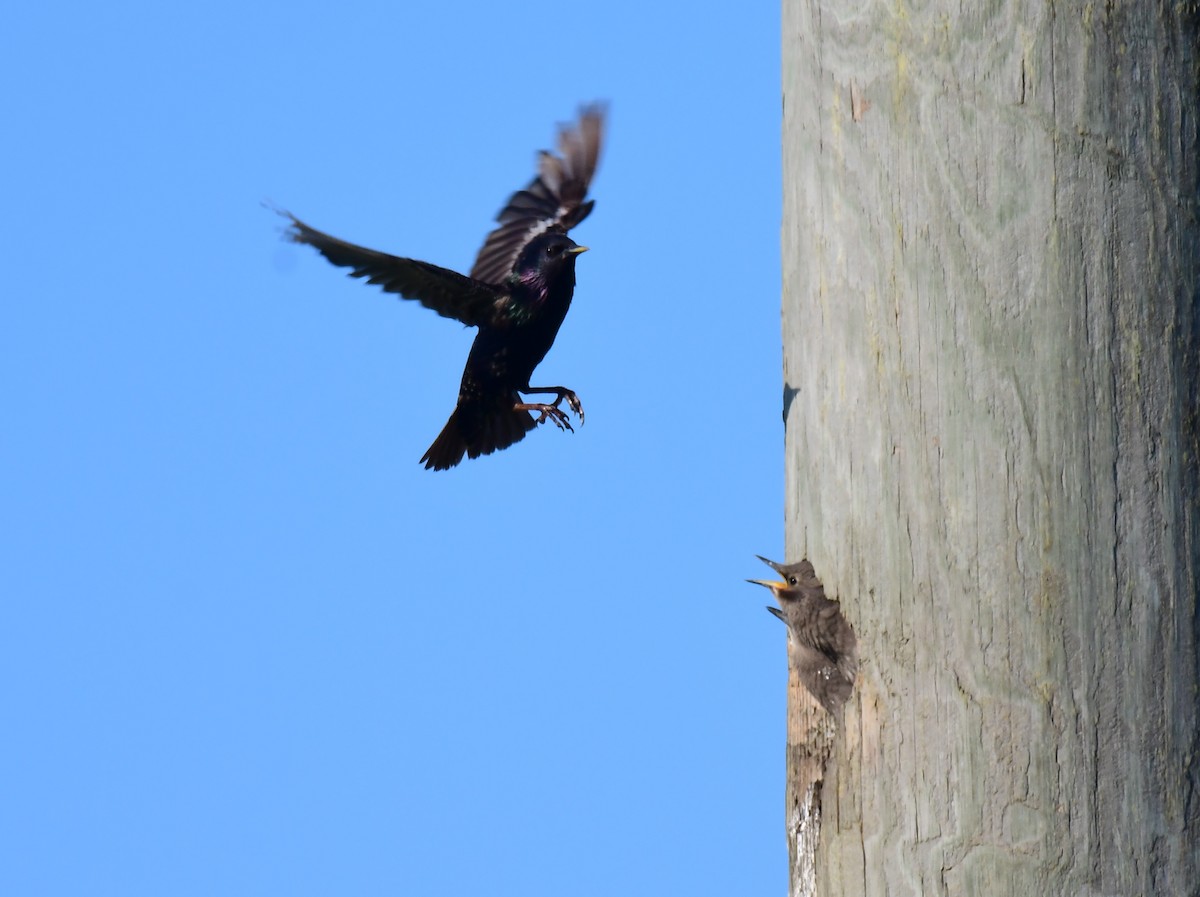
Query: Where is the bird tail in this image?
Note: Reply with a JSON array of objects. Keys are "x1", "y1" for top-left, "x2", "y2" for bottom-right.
[{"x1": 420, "y1": 402, "x2": 537, "y2": 471}]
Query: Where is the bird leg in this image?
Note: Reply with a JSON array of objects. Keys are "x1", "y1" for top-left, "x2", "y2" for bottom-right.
[
  {"x1": 515, "y1": 401, "x2": 574, "y2": 432},
  {"x1": 521, "y1": 385, "x2": 584, "y2": 424}
]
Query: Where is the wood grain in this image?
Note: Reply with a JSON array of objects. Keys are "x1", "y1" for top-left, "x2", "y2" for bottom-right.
[{"x1": 782, "y1": 2, "x2": 1199, "y2": 894}]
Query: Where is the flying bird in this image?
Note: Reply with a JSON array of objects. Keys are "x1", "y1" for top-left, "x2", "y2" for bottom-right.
[
  {"x1": 748, "y1": 556, "x2": 858, "y2": 713},
  {"x1": 277, "y1": 104, "x2": 605, "y2": 470}
]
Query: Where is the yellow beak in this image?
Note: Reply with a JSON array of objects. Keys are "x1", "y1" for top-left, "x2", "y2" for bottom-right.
[{"x1": 746, "y1": 578, "x2": 784, "y2": 593}]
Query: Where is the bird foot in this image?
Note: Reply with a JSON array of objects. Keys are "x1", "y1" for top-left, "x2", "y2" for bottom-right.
[
  {"x1": 516, "y1": 402, "x2": 575, "y2": 433},
  {"x1": 524, "y1": 386, "x2": 584, "y2": 425},
  {"x1": 558, "y1": 390, "x2": 585, "y2": 423}
]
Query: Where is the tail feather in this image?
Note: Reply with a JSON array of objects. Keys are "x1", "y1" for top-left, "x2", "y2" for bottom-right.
[{"x1": 420, "y1": 402, "x2": 537, "y2": 471}]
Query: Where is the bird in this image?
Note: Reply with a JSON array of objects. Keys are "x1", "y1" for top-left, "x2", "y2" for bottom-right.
[
  {"x1": 276, "y1": 104, "x2": 605, "y2": 470},
  {"x1": 748, "y1": 555, "x2": 858, "y2": 713}
]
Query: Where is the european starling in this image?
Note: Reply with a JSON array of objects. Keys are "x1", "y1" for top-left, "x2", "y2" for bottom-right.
[
  {"x1": 277, "y1": 104, "x2": 605, "y2": 470},
  {"x1": 748, "y1": 556, "x2": 858, "y2": 713}
]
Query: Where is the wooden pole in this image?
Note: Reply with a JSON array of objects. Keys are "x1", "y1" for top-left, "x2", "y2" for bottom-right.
[{"x1": 782, "y1": 3, "x2": 1199, "y2": 894}]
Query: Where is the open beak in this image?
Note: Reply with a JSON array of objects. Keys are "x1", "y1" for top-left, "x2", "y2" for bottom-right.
[
  {"x1": 746, "y1": 578, "x2": 782, "y2": 591},
  {"x1": 755, "y1": 554, "x2": 786, "y2": 576},
  {"x1": 746, "y1": 556, "x2": 785, "y2": 591}
]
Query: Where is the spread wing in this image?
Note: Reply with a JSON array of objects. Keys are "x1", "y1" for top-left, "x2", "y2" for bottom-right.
[
  {"x1": 469, "y1": 104, "x2": 605, "y2": 285},
  {"x1": 281, "y1": 211, "x2": 500, "y2": 328}
]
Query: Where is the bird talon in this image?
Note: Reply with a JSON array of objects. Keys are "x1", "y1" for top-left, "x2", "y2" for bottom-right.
[
  {"x1": 553, "y1": 408, "x2": 575, "y2": 433},
  {"x1": 525, "y1": 386, "x2": 584, "y2": 424},
  {"x1": 527, "y1": 403, "x2": 574, "y2": 432},
  {"x1": 564, "y1": 392, "x2": 584, "y2": 423}
]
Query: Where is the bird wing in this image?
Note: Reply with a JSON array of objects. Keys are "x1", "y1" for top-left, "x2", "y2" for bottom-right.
[
  {"x1": 469, "y1": 104, "x2": 605, "y2": 285},
  {"x1": 281, "y1": 212, "x2": 500, "y2": 327},
  {"x1": 789, "y1": 599, "x2": 856, "y2": 669}
]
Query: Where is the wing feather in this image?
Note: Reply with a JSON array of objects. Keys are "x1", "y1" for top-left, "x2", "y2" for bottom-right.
[
  {"x1": 469, "y1": 104, "x2": 605, "y2": 285},
  {"x1": 281, "y1": 212, "x2": 499, "y2": 327}
]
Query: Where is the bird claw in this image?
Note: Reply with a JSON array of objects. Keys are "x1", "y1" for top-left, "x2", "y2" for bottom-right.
[
  {"x1": 527, "y1": 403, "x2": 574, "y2": 432},
  {"x1": 524, "y1": 386, "x2": 584, "y2": 425},
  {"x1": 559, "y1": 390, "x2": 585, "y2": 424}
]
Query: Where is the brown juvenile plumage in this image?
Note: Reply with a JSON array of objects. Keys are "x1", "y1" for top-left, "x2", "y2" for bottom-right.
[{"x1": 748, "y1": 556, "x2": 858, "y2": 713}]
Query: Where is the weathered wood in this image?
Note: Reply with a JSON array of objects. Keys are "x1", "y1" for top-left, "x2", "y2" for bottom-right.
[
  {"x1": 784, "y1": 665, "x2": 838, "y2": 897},
  {"x1": 782, "y1": 2, "x2": 1199, "y2": 895}
]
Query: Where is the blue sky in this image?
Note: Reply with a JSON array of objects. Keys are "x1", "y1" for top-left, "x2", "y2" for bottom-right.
[{"x1": 2, "y1": 2, "x2": 784, "y2": 894}]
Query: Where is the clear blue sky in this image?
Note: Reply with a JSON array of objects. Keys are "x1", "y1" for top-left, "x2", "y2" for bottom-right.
[{"x1": 2, "y1": 2, "x2": 785, "y2": 894}]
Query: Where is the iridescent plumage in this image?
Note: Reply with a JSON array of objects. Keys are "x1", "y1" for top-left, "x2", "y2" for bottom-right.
[{"x1": 277, "y1": 105, "x2": 605, "y2": 469}]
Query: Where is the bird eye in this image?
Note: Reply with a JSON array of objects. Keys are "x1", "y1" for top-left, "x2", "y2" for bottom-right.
[
  {"x1": 788, "y1": 576, "x2": 798, "y2": 586},
  {"x1": 547, "y1": 243, "x2": 561, "y2": 256}
]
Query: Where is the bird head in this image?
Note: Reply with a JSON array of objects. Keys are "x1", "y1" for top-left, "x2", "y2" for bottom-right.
[
  {"x1": 747, "y1": 555, "x2": 821, "y2": 621},
  {"x1": 513, "y1": 232, "x2": 588, "y2": 290},
  {"x1": 746, "y1": 554, "x2": 811, "y2": 593}
]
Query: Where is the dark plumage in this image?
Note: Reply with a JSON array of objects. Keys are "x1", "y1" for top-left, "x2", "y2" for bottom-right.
[
  {"x1": 748, "y1": 556, "x2": 858, "y2": 713},
  {"x1": 276, "y1": 104, "x2": 605, "y2": 470}
]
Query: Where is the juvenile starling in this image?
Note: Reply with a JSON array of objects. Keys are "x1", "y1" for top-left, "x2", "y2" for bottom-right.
[
  {"x1": 748, "y1": 556, "x2": 858, "y2": 713},
  {"x1": 277, "y1": 105, "x2": 605, "y2": 470}
]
